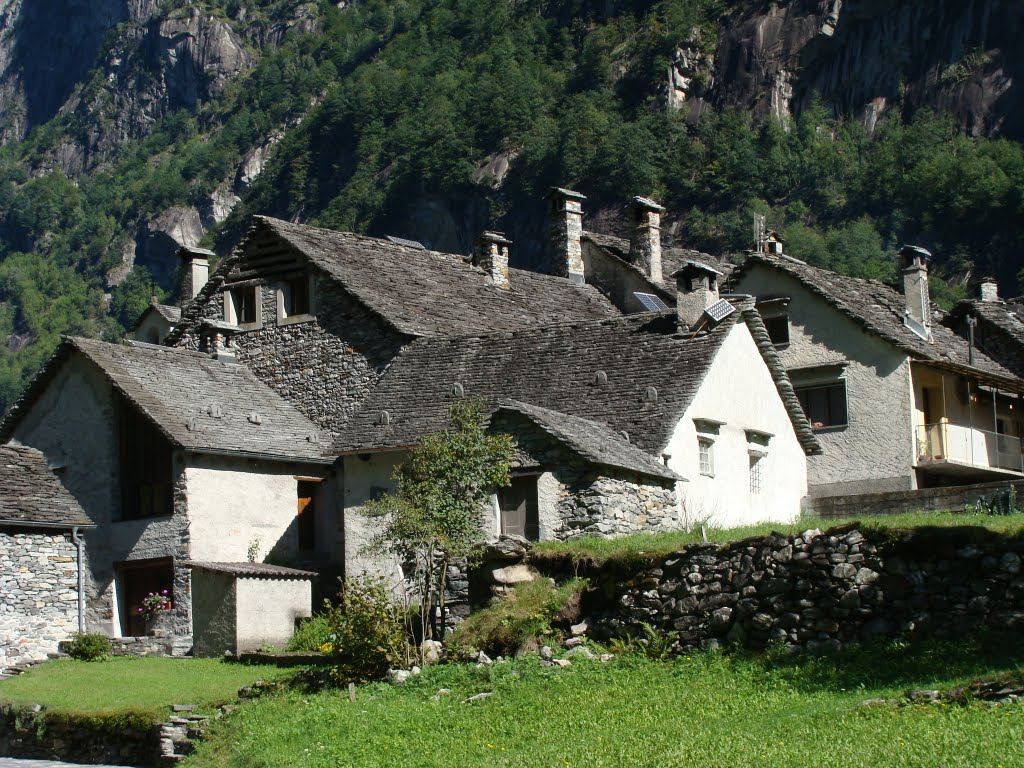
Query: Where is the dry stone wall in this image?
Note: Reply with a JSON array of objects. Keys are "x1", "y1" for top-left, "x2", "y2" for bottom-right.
[
  {"x1": 557, "y1": 524, "x2": 1024, "y2": 653},
  {"x1": 0, "y1": 529, "x2": 80, "y2": 672}
]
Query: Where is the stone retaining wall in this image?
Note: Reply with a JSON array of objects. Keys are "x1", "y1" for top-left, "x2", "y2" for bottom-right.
[
  {"x1": 803, "y1": 480, "x2": 1024, "y2": 519},
  {"x1": 553, "y1": 524, "x2": 1024, "y2": 653},
  {"x1": 0, "y1": 529, "x2": 80, "y2": 672}
]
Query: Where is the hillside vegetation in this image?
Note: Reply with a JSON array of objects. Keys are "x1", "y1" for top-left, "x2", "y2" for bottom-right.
[{"x1": 1, "y1": 0, "x2": 1023, "y2": 411}]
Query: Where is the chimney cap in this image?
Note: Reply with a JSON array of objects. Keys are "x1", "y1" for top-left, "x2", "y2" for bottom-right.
[
  {"x1": 179, "y1": 245, "x2": 215, "y2": 261},
  {"x1": 546, "y1": 186, "x2": 587, "y2": 202},
  {"x1": 630, "y1": 195, "x2": 666, "y2": 213},
  {"x1": 898, "y1": 244, "x2": 932, "y2": 263},
  {"x1": 670, "y1": 259, "x2": 723, "y2": 279},
  {"x1": 476, "y1": 230, "x2": 513, "y2": 246}
]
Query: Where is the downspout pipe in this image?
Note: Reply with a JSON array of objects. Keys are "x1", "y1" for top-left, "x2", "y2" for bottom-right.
[{"x1": 71, "y1": 526, "x2": 85, "y2": 634}]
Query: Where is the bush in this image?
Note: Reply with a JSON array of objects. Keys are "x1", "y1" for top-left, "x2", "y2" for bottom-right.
[
  {"x1": 287, "y1": 614, "x2": 333, "y2": 652},
  {"x1": 65, "y1": 633, "x2": 112, "y2": 662},
  {"x1": 325, "y1": 575, "x2": 410, "y2": 684}
]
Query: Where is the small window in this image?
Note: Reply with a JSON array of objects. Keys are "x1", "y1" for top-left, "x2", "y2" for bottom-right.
[
  {"x1": 764, "y1": 315, "x2": 790, "y2": 346},
  {"x1": 795, "y1": 382, "x2": 848, "y2": 429},
  {"x1": 749, "y1": 454, "x2": 763, "y2": 494},
  {"x1": 279, "y1": 276, "x2": 313, "y2": 322},
  {"x1": 225, "y1": 285, "x2": 260, "y2": 328},
  {"x1": 297, "y1": 480, "x2": 318, "y2": 552},
  {"x1": 698, "y1": 438, "x2": 714, "y2": 477}
]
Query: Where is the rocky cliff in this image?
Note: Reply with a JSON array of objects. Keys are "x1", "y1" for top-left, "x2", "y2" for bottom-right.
[{"x1": 687, "y1": 0, "x2": 1024, "y2": 138}]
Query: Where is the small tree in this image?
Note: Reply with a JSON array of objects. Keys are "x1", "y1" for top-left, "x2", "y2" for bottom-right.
[{"x1": 361, "y1": 399, "x2": 514, "y2": 652}]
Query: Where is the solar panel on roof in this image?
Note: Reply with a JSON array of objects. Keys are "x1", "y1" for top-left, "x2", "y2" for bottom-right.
[
  {"x1": 634, "y1": 292, "x2": 669, "y2": 311},
  {"x1": 704, "y1": 299, "x2": 736, "y2": 322},
  {"x1": 386, "y1": 235, "x2": 426, "y2": 250}
]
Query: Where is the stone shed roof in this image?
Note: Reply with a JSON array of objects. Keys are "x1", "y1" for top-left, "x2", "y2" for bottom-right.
[
  {"x1": 1, "y1": 337, "x2": 332, "y2": 464},
  {"x1": 0, "y1": 443, "x2": 93, "y2": 528},
  {"x1": 495, "y1": 400, "x2": 683, "y2": 481},
  {"x1": 335, "y1": 303, "x2": 820, "y2": 457},
  {"x1": 175, "y1": 216, "x2": 622, "y2": 339},
  {"x1": 737, "y1": 253, "x2": 1024, "y2": 389},
  {"x1": 185, "y1": 561, "x2": 318, "y2": 579}
]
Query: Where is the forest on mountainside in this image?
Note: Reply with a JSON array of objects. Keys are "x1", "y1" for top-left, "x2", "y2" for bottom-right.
[{"x1": 0, "y1": 0, "x2": 1023, "y2": 411}]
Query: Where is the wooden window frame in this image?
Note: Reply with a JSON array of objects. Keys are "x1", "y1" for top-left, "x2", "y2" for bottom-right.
[
  {"x1": 118, "y1": 397, "x2": 174, "y2": 521},
  {"x1": 277, "y1": 275, "x2": 315, "y2": 326}
]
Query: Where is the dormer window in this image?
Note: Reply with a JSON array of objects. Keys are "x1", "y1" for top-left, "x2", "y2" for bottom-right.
[
  {"x1": 224, "y1": 284, "x2": 261, "y2": 330},
  {"x1": 757, "y1": 297, "x2": 790, "y2": 347},
  {"x1": 278, "y1": 275, "x2": 314, "y2": 325}
]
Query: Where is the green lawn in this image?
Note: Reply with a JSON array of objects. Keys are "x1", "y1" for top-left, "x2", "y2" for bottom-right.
[
  {"x1": 531, "y1": 511, "x2": 1024, "y2": 566},
  {"x1": 0, "y1": 657, "x2": 289, "y2": 720},
  {"x1": 186, "y1": 634, "x2": 1024, "y2": 768}
]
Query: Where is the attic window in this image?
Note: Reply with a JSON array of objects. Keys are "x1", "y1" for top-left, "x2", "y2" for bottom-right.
[
  {"x1": 757, "y1": 297, "x2": 791, "y2": 347},
  {"x1": 118, "y1": 397, "x2": 173, "y2": 521},
  {"x1": 225, "y1": 285, "x2": 261, "y2": 329},
  {"x1": 278, "y1": 275, "x2": 314, "y2": 324}
]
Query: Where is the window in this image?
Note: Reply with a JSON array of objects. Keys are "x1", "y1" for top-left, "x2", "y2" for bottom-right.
[
  {"x1": 224, "y1": 285, "x2": 260, "y2": 328},
  {"x1": 795, "y1": 382, "x2": 848, "y2": 429},
  {"x1": 499, "y1": 475, "x2": 539, "y2": 541},
  {"x1": 119, "y1": 397, "x2": 173, "y2": 520},
  {"x1": 278, "y1": 275, "x2": 313, "y2": 323},
  {"x1": 296, "y1": 480, "x2": 319, "y2": 552},
  {"x1": 749, "y1": 454, "x2": 763, "y2": 494},
  {"x1": 764, "y1": 315, "x2": 790, "y2": 346},
  {"x1": 698, "y1": 438, "x2": 714, "y2": 476}
]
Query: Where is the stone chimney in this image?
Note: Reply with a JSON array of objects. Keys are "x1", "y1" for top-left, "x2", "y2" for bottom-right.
[
  {"x1": 898, "y1": 245, "x2": 932, "y2": 333},
  {"x1": 546, "y1": 187, "x2": 586, "y2": 285},
  {"x1": 674, "y1": 261, "x2": 722, "y2": 331},
  {"x1": 628, "y1": 196, "x2": 666, "y2": 284},
  {"x1": 978, "y1": 277, "x2": 999, "y2": 302},
  {"x1": 473, "y1": 231, "x2": 512, "y2": 290},
  {"x1": 179, "y1": 246, "x2": 213, "y2": 304}
]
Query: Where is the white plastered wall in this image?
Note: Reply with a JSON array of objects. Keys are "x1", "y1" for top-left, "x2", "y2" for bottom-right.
[
  {"x1": 664, "y1": 322, "x2": 808, "y2": 528},
  {"x1": 341, "y1": 452, "x2": 405, "y2": 590}
]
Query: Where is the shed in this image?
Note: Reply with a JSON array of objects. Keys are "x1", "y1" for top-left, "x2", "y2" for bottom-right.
[{"x1": 186, "y1": 561, "x2": 315, "y2": 657}]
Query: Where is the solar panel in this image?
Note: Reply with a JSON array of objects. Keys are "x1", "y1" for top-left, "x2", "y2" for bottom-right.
[
  {"x1": 634, "y1": 292, "x2": 669, "y2": 311},
  {"x1": 704, "y1": 299, "x2": 736, "y2": 322},
  {"x1": 386, "y1": 235, "x2": 426, "y2": 250}
]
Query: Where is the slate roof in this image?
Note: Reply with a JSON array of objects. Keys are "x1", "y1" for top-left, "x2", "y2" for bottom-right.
[
  {"x1": 1, "y1": 337, "x2": 332, "y2": 464},
  {"x1": 130, "y1": 303, "x2": 181, "y2": 333},
  {"x1": 335, "y1": 304, "x2": 820, "y2": 458},
  {"x1": 496, "y1": 400, "x2": 683, "y2": 481},
  {"x1": 185, "y1": 561, "x2": 318, "y2": 579},
  {"x1": 196, "y1": 217, "x2": 621, "y2": 338},
  {"x1": 583, "y1": 231, "x2": 732, "y2": 288},
  {"x1": 0, "y1": 443, "x2": 93, "y2": 528},
  {"x1": 737, "y1": 253, "x2": 1024, "y2": 389}
]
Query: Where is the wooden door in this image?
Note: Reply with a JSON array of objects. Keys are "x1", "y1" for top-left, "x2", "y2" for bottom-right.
[
  {"x1": 499, "y1": 476, "x2": 539, "y2": 541},
  {"x1": 297, "y1": 480, "x2": 318, "y2": 552}
]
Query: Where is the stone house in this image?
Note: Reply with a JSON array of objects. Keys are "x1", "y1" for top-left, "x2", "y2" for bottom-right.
[
  {"x1": 131, "y1": 302, "x2": 182, "y2": 346},
  {"x1": 1, "y1": 337, "x2": 334, "y2": 641},
  {"x1": 733, "y1": 246, "x2": 1024, "y2": 499},
  {"x1": 944, "y1": 278, "x2": 1024, "y2": 380},
  {"x1": 0, "y1": 443, "x2": 94, "y2": 670}
]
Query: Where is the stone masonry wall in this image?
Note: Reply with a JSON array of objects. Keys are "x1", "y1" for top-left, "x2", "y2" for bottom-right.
[
  {"x1": 179, "y1": 274, "x2": 408, "y2": 434},
  {"x1": 565, "y1": 524, "x2": 1024, "y2": 654},
  {"x1": 494, "y1": 412, "x2": 678, "y2": 540},
  {"x1": 0, "y1": 529, "x2": 80, "y2": 672}
]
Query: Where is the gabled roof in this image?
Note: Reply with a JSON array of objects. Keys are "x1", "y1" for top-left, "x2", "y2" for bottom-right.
[
  {"x1": 495, "y1": 400, "x2": 683, "y2": 481},
  {"x1": 945, "y1": 298, "x2": 1024, "y2": 378},
  {"x1": 130, "y1": 303, "x2": 181, "y2": 333},
  {"x1": 335, "y1": 304, "x2": 820, "y2": 457},
  {"x1": 583, "y1": 231, "x2": 732, "y2": 287},
  {"x1": 1, "y1": 338, "x2": 332, "y2": 464},
  {"x1": 172, "y1": 217, "x2": 621, "y2": 341},
  {"x1": 0, "y1": 443, "x2": 93, "y2": 528},
  {"x1": 737, "y1": 253, "x2": 1024, "y2": 389}
]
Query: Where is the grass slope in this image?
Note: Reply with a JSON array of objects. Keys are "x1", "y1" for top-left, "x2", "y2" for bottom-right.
[
  {"x1": 0, "y1": 657, "x2": 288, "y2": 720},
  {"x1": 186, "y1": 635, "x2": 1024, "y2": 768}
]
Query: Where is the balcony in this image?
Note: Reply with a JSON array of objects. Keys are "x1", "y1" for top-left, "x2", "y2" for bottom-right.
[{"x1": 915, "y1": 422, "x2": 1024, "y2": 479}]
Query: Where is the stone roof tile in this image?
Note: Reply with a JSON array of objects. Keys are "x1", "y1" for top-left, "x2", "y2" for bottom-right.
[
  {"x1": 184, "y1": 561, "x2": 318, "y2": 579},
  {"x1": 0, "y1": 443, "x2": 93, "y2": 528}
]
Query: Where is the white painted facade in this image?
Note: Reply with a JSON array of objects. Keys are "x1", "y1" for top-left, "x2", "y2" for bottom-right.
[
  {"x1": 664, "y1": 322, "x2": 809, "y2": 528},
  {"x1": 340, "y1": 452, "x2": 405, "y2": 586}
]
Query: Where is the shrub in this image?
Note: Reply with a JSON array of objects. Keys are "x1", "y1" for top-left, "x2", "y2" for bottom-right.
[
  {"x1": 447, "y1": 578, "x2": 587, "y2": 658},
  {"x1": 608, "y1": 623, "x2": 678, "y2": 660},
  {"x1": 65, "y1": 633, "x2": 112, "y2": 662},
  {"x1": 287, "y1": 614, "x2": 333, "y2": 652},
  {"x1": 325, "y1": 575, "x2": 410, "y2": 684}
]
